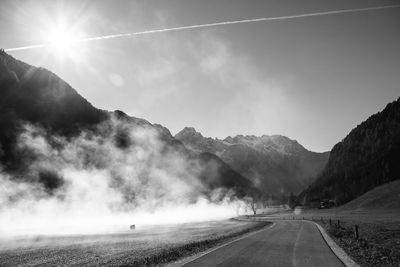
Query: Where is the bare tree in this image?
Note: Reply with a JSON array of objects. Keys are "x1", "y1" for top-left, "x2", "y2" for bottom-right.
[{"x1": 244, "y1": 196, "x2": 257, "y2": 215}]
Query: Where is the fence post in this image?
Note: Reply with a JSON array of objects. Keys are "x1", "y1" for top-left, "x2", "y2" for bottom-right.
[
  {"x1": 329, "y1": 218, "x2": 332, "y2": 226},
  {"x1": 337, "y1": 220, "x2": 340, "y2": 228},
  {"x1": 354, "y1": 225, "x2": 359, "y2": 240}
]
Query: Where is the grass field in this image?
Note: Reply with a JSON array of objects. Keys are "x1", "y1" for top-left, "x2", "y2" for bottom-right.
[{"x1": 0, "y1": 219, "x2": 270, "y2": 266}]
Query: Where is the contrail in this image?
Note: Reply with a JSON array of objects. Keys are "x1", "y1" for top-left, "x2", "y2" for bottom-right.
[{"x1": 4, "y1": 4, "x2": 400, "y2": 52}]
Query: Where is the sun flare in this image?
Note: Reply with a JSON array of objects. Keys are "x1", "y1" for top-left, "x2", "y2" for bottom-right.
[
  {"x1": 47, "y1": 27, "x2": 74, "y2": 56},
  {"x1": 42, "y1": 20, "x2": 87, "y2": 63},
  {"x1": 49, "y1": 30, "x2": 73, "y2": 49}
]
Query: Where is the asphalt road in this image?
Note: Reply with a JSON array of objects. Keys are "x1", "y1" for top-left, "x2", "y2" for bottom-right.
[{"x1": 182, "y1": 220, "x2": 344, "y2": 267}]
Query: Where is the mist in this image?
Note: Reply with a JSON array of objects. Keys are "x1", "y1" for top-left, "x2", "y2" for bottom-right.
[{"x1": 0, "y1": 116, "x2": 250, "y2": 236}]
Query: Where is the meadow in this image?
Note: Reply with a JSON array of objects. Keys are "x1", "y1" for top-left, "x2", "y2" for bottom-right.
[{"x1": 0, "y1": 219, "x2": 269, "y2": 266}]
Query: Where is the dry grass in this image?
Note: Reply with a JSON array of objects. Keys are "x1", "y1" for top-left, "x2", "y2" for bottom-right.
[{"x1": 0, "y1": 220, "x2": 270, "y2": 266}]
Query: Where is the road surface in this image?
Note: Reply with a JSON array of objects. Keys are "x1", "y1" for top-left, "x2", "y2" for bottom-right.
[{"x1": 182, "y1": 220, "x2": 344, "y2": 267}]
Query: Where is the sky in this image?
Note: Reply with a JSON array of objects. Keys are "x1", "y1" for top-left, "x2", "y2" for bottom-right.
[{"x1": 1, "y1": 0, "x2": 399, "y2": 152}]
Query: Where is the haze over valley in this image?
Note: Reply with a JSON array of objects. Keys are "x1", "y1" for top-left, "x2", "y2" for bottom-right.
[{"x1": 1, "y1": 1, "x2": 399, "y2": 266}]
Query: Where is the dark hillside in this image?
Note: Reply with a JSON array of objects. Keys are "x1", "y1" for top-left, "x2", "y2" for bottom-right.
[
  {"x1": 0, "y1": 50, "x2": 106, "y2": 132},
  {"x1": 301, "y1": 97, "x2": 400, "y2": 205},
  {"x1": 0, "y1": 50, "x2": 107, "y2": 169}
]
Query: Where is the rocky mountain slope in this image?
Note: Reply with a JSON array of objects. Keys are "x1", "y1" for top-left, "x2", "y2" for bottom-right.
[{"x1": 175, "y1": 127, "x2": 330, "y2": 195}]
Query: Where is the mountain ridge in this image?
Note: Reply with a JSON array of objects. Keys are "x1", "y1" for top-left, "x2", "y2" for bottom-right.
[{"x1": 175, "y1": 127, "x2": 330, "y2": 195}]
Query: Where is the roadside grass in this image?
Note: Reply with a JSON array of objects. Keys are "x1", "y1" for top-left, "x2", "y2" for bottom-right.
[
  {"x1": 281, "y1": 209, "x2": 400, "y2": 267},
  {"x1": 0, "y1": 220, "x2": 270, "y2": 267},
  {"x1": 120, "y1": 220, "x2": 270, "y2": 266},
  {"x1": 323, "y1": 219, "x2": 399, "y2": 266}
]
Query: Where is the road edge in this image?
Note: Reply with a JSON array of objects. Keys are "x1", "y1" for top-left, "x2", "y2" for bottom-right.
[
  {"x1": 312, "y1": 221, "x2": 360, "y2": 267},
  {"x1": 169, "y1": 222, "x2": 275, "y2": 267}
]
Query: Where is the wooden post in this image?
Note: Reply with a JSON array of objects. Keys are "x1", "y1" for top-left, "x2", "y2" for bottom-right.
[
  {"x1": 354, "y1": 225, "x2": 359, "y2": 240},
  {"x1": 329, "y1": 218, "x2": 332, "y2": 226},
  {"x1": 337, "y1": 220, "x2": 340, "y2": 228}
]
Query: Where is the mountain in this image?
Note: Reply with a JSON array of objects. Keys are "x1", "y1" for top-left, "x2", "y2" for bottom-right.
[
  {"x1": 300, "y1": 97, "x2": 400, "y2": 205},
  {"x1": 175, "y1": 127, "x2": 330, "y2": 195},
  {"x1": 0, "y1": 50, "x2": 107, "y2": 168},
  {"x1": 0, "y1": 49, "x2": 256, "y2": 199},
  {"x1": 197, "y1": 152, "x2": 258, "y2": 197}
]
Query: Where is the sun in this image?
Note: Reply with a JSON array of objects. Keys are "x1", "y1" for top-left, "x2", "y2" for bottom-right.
[
  {"x1": 42, "y1": 20, "x2": 87, "y2": 63},
  {"x1": 47, "y1": 26, "x2": 75, "y2": 57},
  {"x1": 49, "y1": 30, "x2": 73, "y2": 50}
]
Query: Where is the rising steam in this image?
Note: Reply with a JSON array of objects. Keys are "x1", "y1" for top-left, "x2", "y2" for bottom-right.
[{"x1": 0, "y1": 116, "x2": 250, "y2": 236}]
